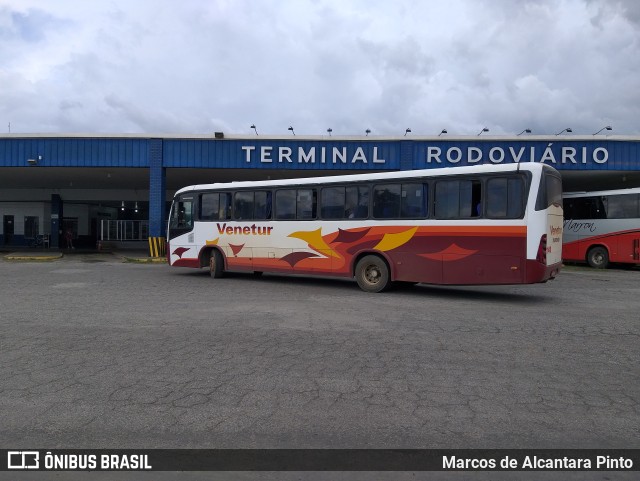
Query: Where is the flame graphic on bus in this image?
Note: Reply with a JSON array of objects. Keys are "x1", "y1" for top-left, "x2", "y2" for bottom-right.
[
  {"x1": 285, "y1": 226, "x2": 484, "y2": 267},
  {"x1": 419, "y1": 243, "x2": 478, "y2": 261},
  {"x1": 286, "y1": 226, "x2": 423, "y2": 266}
]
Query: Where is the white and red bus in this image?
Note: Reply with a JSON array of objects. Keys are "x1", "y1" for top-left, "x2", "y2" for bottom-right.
[
  {"x1": 563, "y1": 187, "x2": 640, "y2": 268},
  {"x1": 167, "y1": 163, "x2": 563, "y2": 292}
]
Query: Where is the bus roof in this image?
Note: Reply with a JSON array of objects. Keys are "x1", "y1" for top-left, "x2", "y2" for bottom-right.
[
  {"x1": 563, "y1": 186, "x2": 640, "y2": 198},
  {"x1": 175, "y1": 162, "x2": 552, "y2": 196}
]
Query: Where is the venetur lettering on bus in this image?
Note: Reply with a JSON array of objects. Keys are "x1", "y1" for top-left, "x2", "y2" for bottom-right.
[
  {"x1": 241, "y1": 146, "x2": 386, "y2": 164},
  {"x1": 217, "y1": 223, "x2": 273, "y2": 235},
  {"x1": 426, "y1": 145, "x2": 609, "y2": 165}
]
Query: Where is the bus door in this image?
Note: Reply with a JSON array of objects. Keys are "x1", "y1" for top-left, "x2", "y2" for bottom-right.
[{"x1": 168, "y1": 195, "x2": 195, "y2": 266}]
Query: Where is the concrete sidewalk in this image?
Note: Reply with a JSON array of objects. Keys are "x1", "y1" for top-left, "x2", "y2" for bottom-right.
[{"x1": 2, "y1": 248, "x2": 166, "y2": 263}]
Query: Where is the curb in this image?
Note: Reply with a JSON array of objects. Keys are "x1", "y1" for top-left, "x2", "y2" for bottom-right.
[
  {"x1": 122, "y1": 257, "x2": 167, "y2": 264},
  {"x1": 4, "y1": 253, "x2": 64, "y2": 261}
]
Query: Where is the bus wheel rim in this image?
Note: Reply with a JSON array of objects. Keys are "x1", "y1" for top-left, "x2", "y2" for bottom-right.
[{"x1": 365, "y1": 265, "x2": 380, "y2": 284}]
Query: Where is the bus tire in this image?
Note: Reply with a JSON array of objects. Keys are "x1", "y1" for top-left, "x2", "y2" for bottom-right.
[
  {"x1": 355, "y1": 255, "x2": 391, "y2": 293},
  {"x1": 209, "y1": 250, "x2": 225, "y2": 278},
  {"x1": 587, "y1": 246, "x2": 609, "y2": 269}
]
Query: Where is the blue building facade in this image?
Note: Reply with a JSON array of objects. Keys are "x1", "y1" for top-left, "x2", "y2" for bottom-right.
[{"x1": 1, "y1": 134, "x2": 639, "y2": 247}]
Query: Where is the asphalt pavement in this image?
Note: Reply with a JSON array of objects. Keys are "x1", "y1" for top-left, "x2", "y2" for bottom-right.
[{"x1": 0, "y1": 255, "x2": 638, "y2": 480}]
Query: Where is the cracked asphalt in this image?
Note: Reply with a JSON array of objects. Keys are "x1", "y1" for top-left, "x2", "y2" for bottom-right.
[{"x1": 0, "y1": 254, "x2": 638, "y2": 479}]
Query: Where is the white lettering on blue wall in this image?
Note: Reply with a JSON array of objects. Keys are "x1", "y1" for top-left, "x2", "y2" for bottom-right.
[
  {"x1": 424, "y1": 145, "x2": 609, "y2": 165},
  {"x1": 241, "y1": 146, "x2": 386, "y2": 165}
]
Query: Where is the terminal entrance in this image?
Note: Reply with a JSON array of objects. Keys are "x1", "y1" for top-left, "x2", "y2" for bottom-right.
[{"x1": 3, "y1": 215, "x2": 13, "y2": 245}]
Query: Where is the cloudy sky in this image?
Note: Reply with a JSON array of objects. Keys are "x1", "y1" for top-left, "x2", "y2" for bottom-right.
[{"x1": 1, "y1": 0, "x2": 639, "y2": 136}]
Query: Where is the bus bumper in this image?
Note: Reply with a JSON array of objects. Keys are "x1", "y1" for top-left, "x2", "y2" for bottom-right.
[{"x1": 525, "y1": 260, "x2": 562, "y2": 283}]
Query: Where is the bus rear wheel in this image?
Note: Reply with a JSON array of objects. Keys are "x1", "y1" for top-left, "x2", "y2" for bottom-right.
[
  {"x1": 355, "y1": 255, "x2": 391, "y2": 293},
  {"x1": 209, "y1": 250, "x2": 225, "y2": 278},
  {"x1": 587, "y1": 246, "x2": 609, "y2": 269}
]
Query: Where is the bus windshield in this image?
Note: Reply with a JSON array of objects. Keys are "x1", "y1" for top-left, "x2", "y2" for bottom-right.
[{"x1": 168, "y1": 195, "x2": 194, "y2": 237}]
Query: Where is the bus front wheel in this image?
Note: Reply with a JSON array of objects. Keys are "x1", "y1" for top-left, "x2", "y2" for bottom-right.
[
  {"x1": 587, "y1": 246, "x2": 609, "y2": 269},
  {"x1": 355, "y1": 255, "x2": 391, "y2": 293},
  {"x1": 209, "y1": 250, "x2": 225, "y2": 278}
]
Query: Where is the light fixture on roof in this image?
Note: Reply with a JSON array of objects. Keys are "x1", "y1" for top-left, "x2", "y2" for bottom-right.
[
  {"x1": 477, "y1": 127, "x2": 489, "y2": 136},
  {"x1": 518, "y1": 129, "x2": 532, "y2": 136},
  {"x1": 404, "y1": 128, "x2": 411, "y2": 136},
  {"x1": 593, "y1": 126, "x2": 612, "y2": 135},
  {"x1": 250, "y1": 124, "x2": 258, "y2": 135},
  {"x1": 288, "y1": 126, "x2": 295, "y2": 135},
  {"x1": 327, "y1": 128, "x2": 332, "y2": 136},
  {"x1": 120, "y1": 201, "x2": 125, "y2": 211},
  {"x1": 134, "y1": 202, "x2": 139, "y2": 213},
  {"x1": 438, "y1": 129, "x2": 447, "y2": 136},
  {"x1": 365, "y1": 129, "x2": 371, "y2": 136},
  {"x1": 555, "y1": 128, "x2": 572, "y2": 135}
]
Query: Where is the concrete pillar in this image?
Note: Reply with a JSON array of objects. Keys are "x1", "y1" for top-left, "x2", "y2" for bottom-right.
[{"x1": 148, "y1": 139, "x2": 166, "y2": 237}]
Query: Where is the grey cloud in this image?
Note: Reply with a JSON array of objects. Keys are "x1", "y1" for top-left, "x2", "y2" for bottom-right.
[
  {"x1": 1, "y1": 0, "x2": 639, "y2": 135},
  {"x1": 589, "y1": 0, "x2": 640, "y2": 26},
  {"x1": 0, "y1": 6, "x2": 68, "y2": 43}
]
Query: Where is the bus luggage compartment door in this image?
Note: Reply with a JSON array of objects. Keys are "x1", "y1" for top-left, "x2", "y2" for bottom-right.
[{"x1": 442, "y1": 254, "x2": 523, "y2": 285}]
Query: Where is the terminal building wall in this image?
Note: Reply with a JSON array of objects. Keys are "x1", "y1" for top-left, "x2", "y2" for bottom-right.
[{"x1": 1, "y1": 134, "x2": 639, "y2": 247}]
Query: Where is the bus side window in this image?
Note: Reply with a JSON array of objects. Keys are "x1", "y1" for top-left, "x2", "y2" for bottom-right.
[
  {"x1": 265, "y1": 191, "x2": 272, "y2": 219},
  {"x1": 347, "y1": 185, "x2": 369, "y2": 219},
  {"x1": 234, "y1": 192, "x2": 254, "y2": 220},
  {"x1": 487, "y1": 177, "x2": 524, "y2": 218},
  {"x1": 462, "y1": 180, "x2": 482, "y2": 218},
  {"x1": 373, "y1": 184, "x2": 401, "y2": 218},
  {"x1": 434, "y1": 179, "x2": 481, "y2": 219},
  {"x1": 219, "y1": 193, "x2": 232, "y2": 220},
  {"x1": 535, "y1": 170, "x2": 562, "y2": 211},
  {"x1": 604, "y1": 194, "x2": 639, "y2": 219},
  {"x1": 254, "y1": 191, "x2": 272, "y2": 220},
  {"x1": 435, "y1": 181, "x2": 459, "y2": 219},
  {"x1": 321, "y1": 187, "x2": 345, "y2": 219},
  {"x1": 200, "y1": 193, "x2": 219, "y2": 221},
  {"x1": 401, "y1": 183, "x2": 427, "y2": 218},
  {"x1": 297, "y1": 189, "x2": 316, "y2": 220},
  {"x1": 568, "y1": 196, "x2": 603, "y2": 219},
  {"x1": 275, "y1": 190, "x2": 296, "y2": 220}
]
